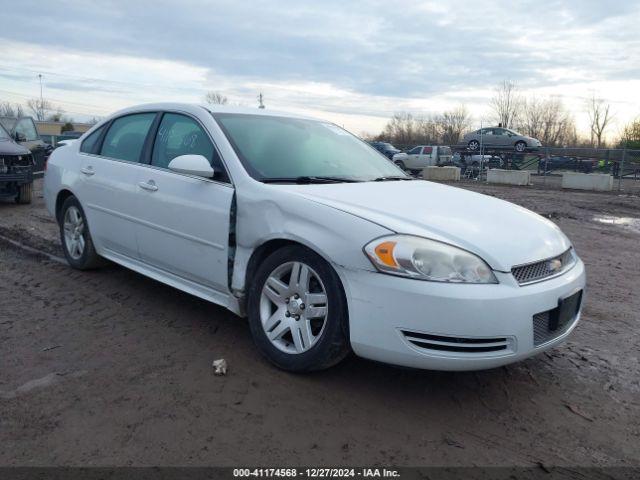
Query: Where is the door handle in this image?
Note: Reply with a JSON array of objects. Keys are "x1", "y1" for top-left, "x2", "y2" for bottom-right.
[
  {"x1": 138, "y1": 180, "x2": 158, "y2": 192},
  {"x1": 80, "y1": 166, "x2": 95, "y2": 176}
]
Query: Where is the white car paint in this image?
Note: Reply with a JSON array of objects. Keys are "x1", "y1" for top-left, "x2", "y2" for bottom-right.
[
  {"x1": 393, "y1": 145, "x2": 452, "y2": 171},
  {"x1": 44, "y1": 103, "x2": 586, "y2": 371}
]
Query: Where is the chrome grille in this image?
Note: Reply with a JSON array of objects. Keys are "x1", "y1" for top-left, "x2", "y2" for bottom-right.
[{"x1": 512, "y1": 249, "x2": 574, "y2": 285}]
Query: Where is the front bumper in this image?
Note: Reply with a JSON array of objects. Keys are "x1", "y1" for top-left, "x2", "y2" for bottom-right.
[
  {"x1": 341, "y1": 258, "x2": 586, "y2": 371},
  {"x1": 0, "y1": 166, "x2": 33, "y2": 185}
]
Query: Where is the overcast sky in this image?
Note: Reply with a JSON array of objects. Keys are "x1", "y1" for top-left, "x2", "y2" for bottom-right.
[{"x1": 1, "y1": 0, "x2": 639, "y2": 137}]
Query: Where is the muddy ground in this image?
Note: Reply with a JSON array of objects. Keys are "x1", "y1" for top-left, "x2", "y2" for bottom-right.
[{"x1": 0, "y1": 179, "x2": 639, "y2": 467}]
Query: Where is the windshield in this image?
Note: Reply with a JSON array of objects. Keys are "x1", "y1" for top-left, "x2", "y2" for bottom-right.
[
  {"x1": 213, "y1": 113, "x2": 406, "y2": 182},
  {"x1": 0, "y1": 124, "x2": 11, "y2": 141}
]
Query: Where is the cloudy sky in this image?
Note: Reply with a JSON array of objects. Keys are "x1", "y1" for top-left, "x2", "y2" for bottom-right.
[{"x1": 1, "y1": 0, "x2": 639, "y2": 137}]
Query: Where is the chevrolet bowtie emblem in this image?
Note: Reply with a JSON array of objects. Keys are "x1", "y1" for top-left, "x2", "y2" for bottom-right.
[{"x1": 548, "y1": 259, "x2": 562, "y2": 272}]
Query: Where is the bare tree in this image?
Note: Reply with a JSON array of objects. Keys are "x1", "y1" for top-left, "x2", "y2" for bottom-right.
[
  {"x1": 489, "y1": 80, "x2": 522, "y2": 128},
  {"x1": 586, "y1": 94, "x2": 612, "y2": 148},
  {"x1": 521, "y1": 96, "x2": 576, "y2": 146},
  {"x1": 619, "y1": 117, "x2": 640, "y2": 149},
  {"x1": 204, "y1": 91, "x2": 228, "y2": 105},
  {"x1": 27, "y1": 98, "x2": 54, "y2": 121},
  {"x1": 47, "y1": 107, "x2": 66, "y2": 122},
  {"x1": 438, "y1": 105, "x2": 471, "y2": 145},
  {"x1": 380, "y1": 112, "x2": 422, "y2": 147},
  {"x1": 0, "y1": 101, "x2": 25, "y2": 117}
]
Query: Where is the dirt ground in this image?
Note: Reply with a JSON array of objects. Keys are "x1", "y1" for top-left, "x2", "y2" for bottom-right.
[{"x1": 0, "y1": 179, "x2": 639, "y2": 467}]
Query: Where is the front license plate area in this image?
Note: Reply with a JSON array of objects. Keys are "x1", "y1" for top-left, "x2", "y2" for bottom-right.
[{"x1": 549, "y1": 290, "x2": 582, "y2": 331}]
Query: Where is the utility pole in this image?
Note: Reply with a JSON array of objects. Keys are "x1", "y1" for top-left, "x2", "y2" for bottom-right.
[
  {"x1": 258, "y1": 93, "x2": 265, "y2": 109},
  {"x1": 37, "y1": 74, "x2": 44, "y2": 121}
]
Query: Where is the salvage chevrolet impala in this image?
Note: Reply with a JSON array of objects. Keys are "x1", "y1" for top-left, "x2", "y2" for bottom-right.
[{"x1": 44, "y1": 104, "x2": 586, "y2": 372}]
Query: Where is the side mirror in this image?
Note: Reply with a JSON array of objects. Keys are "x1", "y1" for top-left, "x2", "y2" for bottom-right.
[
  {"x1": 168, "y1": 154, "x2": 215, "y2": 178},
  {"x1": 14, "y1": 132, "x2": 27, "y2": 142}
]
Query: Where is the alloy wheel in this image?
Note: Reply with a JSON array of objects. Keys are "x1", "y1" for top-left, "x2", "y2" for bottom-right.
[
  {"x1": 63, "y1": 206, "x2": 85, "y2": 260},
  {"x1": 259, "y1": 261, "x2": 328, "y2": 354}
]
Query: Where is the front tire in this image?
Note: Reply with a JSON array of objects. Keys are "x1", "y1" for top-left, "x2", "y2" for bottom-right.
[
  {"x1": 394, "y1": 160, "x2": 406, "y2": 170},
  {"x1": 15, "y1": 182, "x2": 32, "y2": 204},
  {"x1": 59, "y1": 196, "x2": 103, "y2": 270},
  {"x1": 247, "y1": 245, "x2": 350, "y2": 372},
  {"x1": 515, "y1": 141, "x2": 527, "y2": 153},
  {"x1": 468, "y1": 140, "x2": 479, "y2": 151}
]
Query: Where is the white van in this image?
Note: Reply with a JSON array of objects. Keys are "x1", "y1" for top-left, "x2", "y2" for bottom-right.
[{"x1": 392, "y1": 146, "x2": 452, "y2": 173}]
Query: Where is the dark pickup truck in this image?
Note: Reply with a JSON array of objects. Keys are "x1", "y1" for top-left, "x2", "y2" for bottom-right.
[{"x1": 0, "y1": 122, "x2": 34, "y2": 204}]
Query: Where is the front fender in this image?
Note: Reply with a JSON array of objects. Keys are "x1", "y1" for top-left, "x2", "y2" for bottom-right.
[{"x1": 231, "y1": 183, "x2": 392, "y2": 297}]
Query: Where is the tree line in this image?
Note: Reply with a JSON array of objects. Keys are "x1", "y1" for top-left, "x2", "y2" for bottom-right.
[
  {"x1": 372, "y1": 81, "x2": 637, "y2": 150},
  {"x1": 0, "y1": 98, "x2": 99, "y2": 132}
]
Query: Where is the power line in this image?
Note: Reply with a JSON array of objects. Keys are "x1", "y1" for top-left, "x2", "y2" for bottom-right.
[
  {"x1": 0, "y1": 88, "x2": 107, "y2": 118},
  {"x1": 0, "y1": 64, "x2": 206, "y2": 95}
]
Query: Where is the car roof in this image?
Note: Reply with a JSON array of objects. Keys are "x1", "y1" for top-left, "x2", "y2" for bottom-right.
[{"x1": 109, "y1": 103, "x2": 319, "y2": 122}]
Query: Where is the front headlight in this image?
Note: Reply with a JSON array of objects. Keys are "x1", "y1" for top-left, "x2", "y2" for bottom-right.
[{"x1": 364, "y1": 235, "x2": 498, "y2": 284}]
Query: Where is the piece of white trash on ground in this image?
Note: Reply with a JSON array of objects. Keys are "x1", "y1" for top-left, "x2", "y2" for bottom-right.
[{"x1": 212, "y1": 358, "x2": 228, "y2": 376}]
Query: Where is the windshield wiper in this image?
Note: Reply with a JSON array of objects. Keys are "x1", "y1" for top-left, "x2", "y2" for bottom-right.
[
  {"x1": 372, "y1": 176, "x2": 416, "y2": 182},
  {"x1": 261, "y1": 176, "x2": 362, "y2": 184}
]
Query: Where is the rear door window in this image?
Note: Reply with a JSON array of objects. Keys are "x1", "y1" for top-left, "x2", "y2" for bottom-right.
[
  {"x1": 422, "y1": 146, "x2": 433, "y2": 155},
  {"x1": 100, "y1": 113, "x2": 156, "y2": 162}
]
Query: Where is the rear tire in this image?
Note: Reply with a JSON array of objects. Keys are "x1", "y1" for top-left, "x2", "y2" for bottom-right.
[
  {"x1": 247, "y1": 245, "x2": 350, "y2": 372},
  {"x1": 58, "y1": 196, "x2": 104, "y2": 270},
  {"x1": 15, "y1": 182, "x2": 32, "y2": 204}
]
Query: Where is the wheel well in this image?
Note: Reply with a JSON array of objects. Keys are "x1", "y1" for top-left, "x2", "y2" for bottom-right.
[
  {"x1": 244, "y1": 239, "x2": 301, "y2": 294},
  {"x1": 55, "y1": 189, "x2": 74, "y2": 223},
  {"x1": 242, "y1": 239, "x2": 350, "y2": 336}
]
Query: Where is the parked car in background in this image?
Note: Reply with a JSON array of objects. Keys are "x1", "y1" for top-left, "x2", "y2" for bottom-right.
[
  {"x1": 538, "y1": 156, "x2": 596, "y2": 174},
  {"x1": 45, "y1": 103, "x2": 585, "y2": 373},
  {"x1": 0, "y1": 116, "x2": 48, "y2": 172},
  {"x1": 368, "y1": 141, "x2": 401, "y2": 159},
  {"x1": 0, "y1": 122, "x2": 34, "y2": 203},
  {"x1": 463, "y1": 127, "x2": 541, "y2": 153},
  {"x1": 392, "y1": 145, "x2": 452, "y2": 173}
]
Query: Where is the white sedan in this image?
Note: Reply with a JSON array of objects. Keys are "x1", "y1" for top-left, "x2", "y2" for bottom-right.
[{"x1": 44, "y1": 103, "x2": 586, "y2": 372}]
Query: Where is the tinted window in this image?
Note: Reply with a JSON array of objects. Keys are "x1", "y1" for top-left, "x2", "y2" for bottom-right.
[
  {"x1": 152, "y1": 114, "x2": 225, "y2": 178},
  {"x1": 422, "y1": 146, "x2": 433, "y2": 154},
  {"x1": 16, "y1": 118, "x2": 39, "y2": 141},
  {"x1": 101, "y1": 113, "x2": 155, "y2": 162},
  {"x1": 80, "y1": 125, "x2": 106, "y2": 154}
]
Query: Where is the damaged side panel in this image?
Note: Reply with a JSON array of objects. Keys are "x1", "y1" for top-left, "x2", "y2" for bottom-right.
[{"x1": 228, "y1": 185, "x2": 393, "y2": 316}]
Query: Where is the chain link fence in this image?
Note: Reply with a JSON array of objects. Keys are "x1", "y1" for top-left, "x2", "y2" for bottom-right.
[{"x1": 375, "y1": 141, "x2": 640, "y2": 193}]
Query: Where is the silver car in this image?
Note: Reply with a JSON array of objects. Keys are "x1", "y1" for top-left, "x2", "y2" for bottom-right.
[{"x1": 462, "y1": 127, "x2": 541, "y2": 153}]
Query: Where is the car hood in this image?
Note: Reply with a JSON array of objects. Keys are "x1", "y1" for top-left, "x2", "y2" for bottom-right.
[
  {"x1": 0, "y1": 139, "x2": 31, "y2": 156},
  {"x1": 277, "y1": 180, "x2": 571, "y2": 271}
]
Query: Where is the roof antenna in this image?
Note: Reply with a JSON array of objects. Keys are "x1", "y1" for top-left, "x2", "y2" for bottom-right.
[{"x1": 258, "y1": 93, "x2": 265, "y2": 109}]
